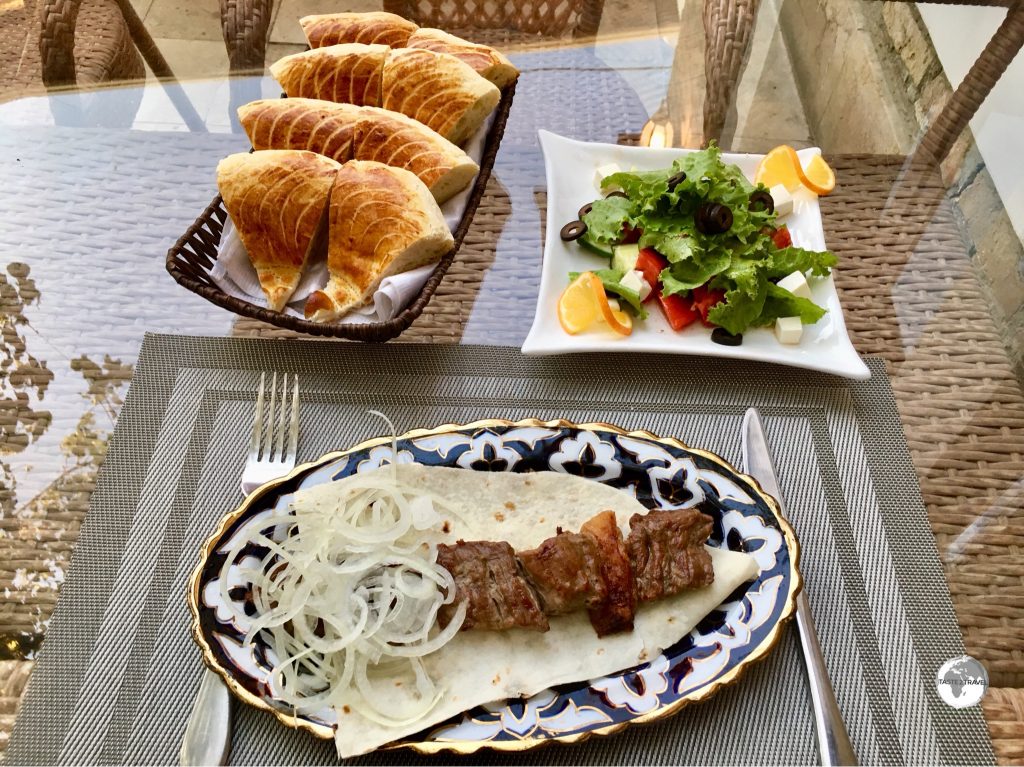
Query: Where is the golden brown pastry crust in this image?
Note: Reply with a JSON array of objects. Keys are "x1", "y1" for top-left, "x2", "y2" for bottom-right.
[
  {"x1": 237, "y1": 99, "x2": 363, "y2": 164},
  {"x1": 300, "y1": 11, "x2": 418, "y2": 49},
  {"x1": 304, "y1": 160, "x2": 453, "y2": 322},
  {"x1": 353, "y1": 107, "x2": 477, "y2": 203},
  {"x1": 381, "y1": 48, "x2": 500, "y2": 146},
  {"x1": 269, "y1": 44, "x2": 387, "y2": 106},
  {"x1": 406, "y1": 28, "x2": 519, "y2": 88},
  {"x1": 216, "y1": 150, "x2": 341, "y2": 311}
]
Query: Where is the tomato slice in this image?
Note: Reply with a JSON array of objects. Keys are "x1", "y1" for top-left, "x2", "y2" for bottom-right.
[
  {"x1": 637, "y1": 246, "x2": 700, "y2": 329},
  {"x1": 771, "y1": 226, "x2": 792, "y2": 249},
  {"x1": 635, "y1": 248, "x2": 666, "y2": 302},
  {"x1": 658, "y1": 292, "x2": 699, "y2": 330},
  {"x1": 691, "y1": 285, "x2": 726, "y2": 327}
]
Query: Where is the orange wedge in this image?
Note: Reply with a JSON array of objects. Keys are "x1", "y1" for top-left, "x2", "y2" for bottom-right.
[
  {"x1": 754, "y1": 145, "x2": 803, "y2": 192},
  {"x1": 558, "y1": 272, "x2": 632, "y2": 336},
  {"x1": 796, "y1": 154, "x2": 836, "y2": 195},
  {"x1": 598, "y1": 291, "x2": 633, "y2": 336}
]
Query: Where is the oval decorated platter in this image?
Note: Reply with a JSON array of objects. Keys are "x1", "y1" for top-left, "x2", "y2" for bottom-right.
[{"x1": 188, "y1": 418, "x2": 801, "y2": 754}]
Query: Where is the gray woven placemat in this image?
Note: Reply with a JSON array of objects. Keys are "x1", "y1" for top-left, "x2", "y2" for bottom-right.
[{"x1": 6, "y1": 335, "x2": 994, "y2": 765}]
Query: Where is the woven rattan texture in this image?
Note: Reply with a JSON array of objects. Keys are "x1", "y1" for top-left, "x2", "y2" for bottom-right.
[
  {"x1": 983, "y1": 687, "x2": 1024, "y2": 765},
  {"x1": 820, "y1": 155, "x2": 1024, "y2": 686},
  {"x1": 701, "y1": 0, "x2": 759, "y2": 145},
  {"x1": 0, "y1": 0, "x2": 141, "y2": 101},
  {"x1": 382, "y1": 0, "x2": 603, "y2": 37},
  {"x1": 220, "y1": 0, "x2": 273, "y2": 73},
  {"x1": 3, "y1": 338, "x2": 993, "y2": 764},
  {"x1": 39, "y1": 0, "x2": 144, "y2": 87}
]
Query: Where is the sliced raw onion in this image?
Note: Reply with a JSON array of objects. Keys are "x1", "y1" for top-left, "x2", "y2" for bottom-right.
[{"x1": 216, "y1": 459, "x2": 463, "y2": 731}]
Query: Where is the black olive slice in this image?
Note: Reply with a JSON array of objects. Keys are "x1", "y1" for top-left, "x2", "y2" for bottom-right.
[
  {"x1": 748, "y1": 190, "x2": 775, "y2": 214},
  {"x1": 695, "y1": 203, "x2": 733, "y2": 235},
  {"x1": 667, "y1": 171, "x2": 687, "y2": 190},
  {"x1": 578, "y1": 202, "x2": 594, "y2": 219},
  {"x1": 605, "y1": 190, "x2": 629, "y2": 199},
  {"x1": 560, "y1": 220, "x2": 587, "y2": 241},
  {"x1": 711, "y1": 328, "x2": 743, "y2": 346}
]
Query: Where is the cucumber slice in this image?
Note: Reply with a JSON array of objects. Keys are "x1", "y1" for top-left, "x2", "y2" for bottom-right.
[
  {"x1": 578, "y1": 231, "x2": 614, "y2": 259},
  {"x1": 611, "y1": 243, "x2": 640, "y2": 274}
]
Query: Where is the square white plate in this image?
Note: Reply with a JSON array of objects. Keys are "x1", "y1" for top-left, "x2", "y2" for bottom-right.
[{"x1": 522, "y1": 130, "x2": 870, "y2": 380}]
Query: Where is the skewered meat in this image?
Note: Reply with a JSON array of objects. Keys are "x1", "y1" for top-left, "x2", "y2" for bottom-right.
[
  {"x1": 436, "y1": 540, "x2": 548, "y2": 632},
  {"x1": 581, "y1": 510, "x2": 636, "y2": 637},
  {"x1": 437, "y1": 505, "x2": 716, "y2": 637},
  {"x1": 519, "y1": 530, "x2": 605, "y2": 615},
  {"x1": 627, "y1": 508, "x2": 715, "y2": 602}
]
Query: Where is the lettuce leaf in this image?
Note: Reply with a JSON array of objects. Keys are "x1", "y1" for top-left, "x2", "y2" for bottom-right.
[
  {"x1": 580, "y1": 196, "x2": 633, "y2": 244},
  {"x1": 601, "y1": 169, "x2": 671, "y2": 203},
  {"x1": 765, "y1": 246, "x2": 837, "y2": 279},
  {"x1": 706, "y1": 279, "x2": 768, "y2": 335},
  {"x1": 640, "y1": 231, "x2": 697, "y2": 264},
  {"x1": 754, "y1": 283, "x2": 827, "y2": 326}
]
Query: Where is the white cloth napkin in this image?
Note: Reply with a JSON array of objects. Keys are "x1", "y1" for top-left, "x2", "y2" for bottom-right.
[{"x1": 209, "y1": 112, "x2": 495, "y2": 324}]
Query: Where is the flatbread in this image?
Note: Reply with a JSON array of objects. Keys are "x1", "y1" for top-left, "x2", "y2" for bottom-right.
[{"x1": 290, "y1": 465, "x2": 759, "y2": 757}]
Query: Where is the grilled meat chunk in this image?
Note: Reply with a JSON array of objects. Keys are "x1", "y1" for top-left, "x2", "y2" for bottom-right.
[
  {"x1": 519, "y1": 530, "x2": 606, "y2": 615},
  {"x1": 580, "y1": 510, "x2": 636, "y2": 637},
  {"x1": 626, "y1": 508, "x2": 714, "y2": 603},
  {"x1": 436, "y1": 540, "x2": 548, "y2": 632}
]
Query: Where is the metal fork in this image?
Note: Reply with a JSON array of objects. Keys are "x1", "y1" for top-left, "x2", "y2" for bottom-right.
[
  {"x1": 241, "y1": 372, "x2": 300, "y2": 495},
  {"x1": 180, "y1": 373, "x2": 300, "y2": 766}
]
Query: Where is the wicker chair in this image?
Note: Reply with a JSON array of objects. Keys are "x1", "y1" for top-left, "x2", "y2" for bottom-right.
[
  {"x1": 37, "y1": 0, "x2": 148, "y2": 88},
  {"x1": 36, "y1": 0, "x2": 196, "y2": 89},
  {"x1": 219, "y1": 0, "x2": 604, "y2": 75},
  {"x1": 0, "y1": 0, "x2": 144, "y2": 101},
  {"x1": 382, "y1": 0, "x2": 605, "y2": 39},
  {"x1": 220, "y1": 0, "x2": 275, "y2": 74},
  {"x1": 699, "y1": 0, "x2": 1024, "y2": 165}
]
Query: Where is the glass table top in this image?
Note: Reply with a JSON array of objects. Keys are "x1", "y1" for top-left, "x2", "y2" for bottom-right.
[{"x1": 0, "y1": 0, "x2": 1022, "y2": 760}]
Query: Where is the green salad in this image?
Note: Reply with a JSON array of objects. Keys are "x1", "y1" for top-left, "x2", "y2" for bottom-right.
[{"x1": 566, "y1": 143, "x2": 837, "y2": 339}]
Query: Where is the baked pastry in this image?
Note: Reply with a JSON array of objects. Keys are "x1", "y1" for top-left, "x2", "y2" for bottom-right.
[
  {"x1": 217, "y1": 150, "x2": 341, "y2": 311},
  {"x1": 237, "y1": 99, "x2": 363, "y2": 164},
  {"x1": 300, "y1": 11, "x2": 418, "y2": 49},
  {"x1": 381, "y1": 47, "x2": 500, "y2": 146},
  {"x1": 237, "y1": 99, "x2": 478, "y2": 203},
  {"x1": 270, "y1": 44, "x2": 388, "y2": 106},
  {"x1": 354, "y1": 106, "x2": 478, "y2": 203},
  {"x1": 305, "y1": 161, "x2": 453, "y2": 322},
  {"x1": 406, "y1": 28, "x2": 519, "y2": 88}
]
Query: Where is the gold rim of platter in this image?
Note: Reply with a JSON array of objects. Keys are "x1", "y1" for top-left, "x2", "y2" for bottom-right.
[{"x1": 187, "y1": 417, "x2": 803, "y2": 754}]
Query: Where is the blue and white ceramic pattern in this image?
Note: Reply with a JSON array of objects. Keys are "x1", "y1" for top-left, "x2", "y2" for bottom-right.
[{"x1": 189, "y1": 419, "x2": 801, "y2": 754}]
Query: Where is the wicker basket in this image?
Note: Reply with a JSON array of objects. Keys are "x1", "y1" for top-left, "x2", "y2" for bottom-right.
[{"x1": 165, "y1": 82, "x2": 515, "y2": 342}]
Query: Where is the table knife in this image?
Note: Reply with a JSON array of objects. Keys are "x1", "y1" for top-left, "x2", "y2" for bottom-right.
[
  {"x1": 180, "y1": 668, "x2": 231, "y2": 766},
  {"x1": 742, "y1": 408, "x2": 858, "y2": 767}
]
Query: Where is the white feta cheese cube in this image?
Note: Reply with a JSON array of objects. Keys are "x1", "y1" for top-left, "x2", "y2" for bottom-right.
[
  {"x1": 776, "y1": 270, "x2": 812, "y2": 300},
  {"x1": 638, "y1": 278, "x2": 652, "y2": 302},
  {"x1": 775, "y1": 316, "x2": 803, "y2": 345},
  {"x1": 769, "y1": 184, "x2": 794, "y2": 218},
  {"x1": 619, "y1": 269, "x2": 652, "y2": 301},
  {"x1": 594, "y1": 163, "x2": 621, "y2": 191}
]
